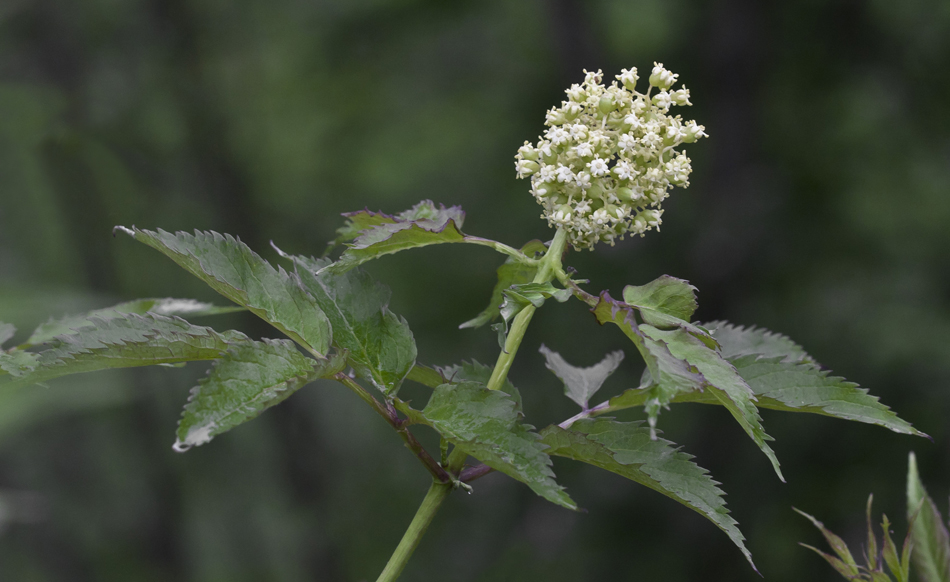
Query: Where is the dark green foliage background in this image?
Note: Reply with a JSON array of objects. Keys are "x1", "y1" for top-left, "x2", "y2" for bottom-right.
[{"x1": 1, "y1": 0, "x2": 949, "y2": 580}]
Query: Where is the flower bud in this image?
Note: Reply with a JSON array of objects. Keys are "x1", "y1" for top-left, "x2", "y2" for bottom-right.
[
  {"x1": 516, "y1": 160, "x2": 540, "y2": 177},
  {"x1": 598, "y1": 95, "x2": 617, "y2": 115},
  {"x1": 649, "y1": 62, "x2": 677, "y2": 90},
  {"x1": 617, "y1": 186, "x2": 641, "y2": 202},
  {"x1": 671, "y1": 88, "x2": 691, "y2": 106},
  {"x1": 518, "y1": 142, "x2": 539, "y2": 161},
  {"x1": 553, "y1": 204, "x2": 573, "y2": 223},
  {"x1": 683, "y1": 123, "x2": 707, "y2": 143},
  {"x1": 617, "y1": 68, "x2": 639, "y2": 91}
]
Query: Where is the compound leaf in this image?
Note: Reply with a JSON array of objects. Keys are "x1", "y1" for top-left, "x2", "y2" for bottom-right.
[
  {"x1": 422, "y1": 381, "x2": 575, "y2": 510},
  {"x1": 24, "y1": 298, "x2": 244, "y2": 347},
  {"x1": 0, "y1": 313, "x2": 247, "y2": 389},
  {"x1": 538, "y1": 345, "x2": 624, "y2": 409},
  {"x1": 276, "y1": 251, "x2": 416, "y2": 395},
  {"x1": 175, "y1": 339, "x2": 344, "y2": 451},
  {"x1": 705, "y1": 321, "x2": 814, "y2": 364},
  {"x1": 541, "y1": 419, "x2": 755, "y2": 571},
  {"x1": 907, "y1": 451, "x2": 950, "y2": 582},
  {"x1": 436, "y1": 360, "x2": 522, "y2": 413},
  {"x1": 460, "y1": 240, "x2": 546, "y2": 329},
  {"x1": 592, "y1": 292, "x2": 705, "y2": 427},
  {"x1": 321, "y1": 200, "x2": 466, "y2": 275},
  {"x1": 116, "y1": 227, "x2": 331, "y2": 356},
  {"x1": 640, "y1": 325, "x2": 783, "y2": 482},
  {"x1": 732, "y1": 355, "x2": 923, "y2": 436}
]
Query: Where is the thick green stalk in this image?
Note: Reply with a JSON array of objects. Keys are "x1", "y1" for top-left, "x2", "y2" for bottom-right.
[
  {"x1": 377, "y1": 228, "x2": 568, "y2": 581},
  {"x1": 485, "y1": 228, "x2": 568, "y2": 392},
  {"x1": 375, "y1": 481, "x2": 452, "y2": 582}
]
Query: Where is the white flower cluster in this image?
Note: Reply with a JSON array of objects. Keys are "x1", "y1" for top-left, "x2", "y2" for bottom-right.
[{"x1": 515, "y1": 64, "x2": 706, "y2": 250}]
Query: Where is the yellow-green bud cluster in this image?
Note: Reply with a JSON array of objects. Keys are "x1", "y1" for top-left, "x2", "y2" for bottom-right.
[{"x1": 515, "y1": 64, "x2": 706, "y2": 250}]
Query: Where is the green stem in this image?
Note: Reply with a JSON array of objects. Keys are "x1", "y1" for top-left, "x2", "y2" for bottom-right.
[
  {"x1": 485, "y1": 228, "x2": 568, "y2": 392},
  {"x1": 375, "y1": 481, "x2": 452, "y2": 582},
  {"x1": 377, "y1": 228, "x2": 569, "y2": 580}
]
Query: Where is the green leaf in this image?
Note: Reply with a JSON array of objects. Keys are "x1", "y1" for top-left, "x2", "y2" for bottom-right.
[
  {"x1": 460, "y1": 240, "x2": 546, "y2": 329},
  {"x1": 328, "y1": 208, "x2": 399, "y2": 249},
  {"x1": 731, "y1": 355, "x2": 923, "y2": 436},
  {"x1": 422, "y1": 381, "x2": 575, "y2": 510},
  {"x1": 494, "y1": 282, "x2": 571, "y2": 345},
  {"x1": 540, "y1": 419, "x2": 755, "y2": 571},
  {"x1": 610, "y1": 355, "x2": 924, "y2": 438},
  {"x1": 24, "y1": 298, "x2": 244, "y2": 347},
  {"x1": 881, "y1": 514, "x2": 910, "y2": 582},
  {"x1": 116, "y1": 227, "x2": 331, "y2": 356},
  {"x1": 621, "y1": 276, "x2": 712, "y2": 342},
  {"x1": 0, "y1": 350, "x2": 40, "y2": 377},
  {"x1": 0, "y1": 323, "x2": 15, "y2": 347},
  {"x1": 538, "y1": 345, "x2": 624, "y2": 409},
  {"x1": 275, "y1": 251, "x2": 417, "y2": 395},
  {"x1": 175, "y1": 339, "x2": 344, "y2": 451},
  {"x1": 405, "y1": 363, "x2": 446, "y2": 389},
  {"x1": 795, "y1": 507, "x2": 862, "y2": 578},
  {"x1": 705, "y1": 320, "x2": 814, "y2": 364},
  {"x1": 436, "y1": 360, "x2": 523, "y2": 413},
  {"x1": 320, "y1": 200, "x2": 466, "y2": 275},
  {"x1": 907, "y1": 451, "x2": 950, "y2": 582},
  {"x1": 592, "y1": 292, "x2": 705, "y2": 430},
  {"x1": 640, "y1": 325, "x2": 784, "y2": 481},
  {"x1": 0, "y1": 313, "x2": 247, "y2": 389}
]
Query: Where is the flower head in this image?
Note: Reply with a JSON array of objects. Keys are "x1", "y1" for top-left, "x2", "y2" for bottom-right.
[{"x1": 515, "y1": 65, "x2": 706, "y2": 250}]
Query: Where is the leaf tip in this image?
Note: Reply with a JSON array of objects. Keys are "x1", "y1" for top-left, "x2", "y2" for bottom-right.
[{"x1": 113, "y1": 225, "x2": 135, "y2": 238}]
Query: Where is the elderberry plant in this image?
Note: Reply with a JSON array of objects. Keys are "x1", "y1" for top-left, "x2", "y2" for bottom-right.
[{"x1": 0, "y1": 64, "x2": 925, "y2": 581}]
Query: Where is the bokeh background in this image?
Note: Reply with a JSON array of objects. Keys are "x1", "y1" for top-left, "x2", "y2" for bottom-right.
[{"x1": 1, "y1": 0, "x2": 949, "y2": 580}]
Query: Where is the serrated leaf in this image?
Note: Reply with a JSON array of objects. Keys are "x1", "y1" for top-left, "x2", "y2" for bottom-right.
[
  {"x1": 0, "y1": 313, "x2": 247, "y2": 389},
  {"x1": 731, "y1": 355, "x2": 923, "y2": 436},
  {"x1": 640, "y1": 325, "x2": 784, "y2": 481},
  {"x1": 540, "y1": 419, "x2": 755, "y2": 571},
  {"x1": 592, "y1": 292, "x2": 706, "y2": 429},
  {"x1": 275, "y1": 251, "x2": 416, "y2": 395},
  {"x1": 798, "y1": 543, "x2": 861, "y2": 580},
  {"x1": 436, "y1": 360, "x2": 522, "y2": 413},
  {"x1": 0, "y1": 350, "x2": 40, "y2": 377},
  {"x1": 24, "y1": 298, "x2": 244, "y2": 347},
  {"x1": 795, "y1": 507, "x2": 861, "y2": 577},
  {"x1": 611, "y1": 354, "x2": 924, "y2": 437},
  {"x1": 422, "y1": 381, "x2": 575, "y2": 510},
  {"x1": 174, "y1": 339, "x2": 344, "y2": 451},
  {"x1": 907, "y1": 451, "x2": 950, "y2": 582},
  {"x1": 0, "y1": 323, "x2": 15, "y2": 347},
  {"x1": 538, "y1": 345, "x2": 624, "y2": 409},
  {"x1": 116, "y1": 227, "x2": 331, "y2": 356},
  {"x1": 460, "y1": 240, "x2": 546, "y2": 329},
  {"x1": 328, "y1": 208, "x2": 399, "y2": 249},
  {"x1": 621, "y1": 276, "x2": 712, "y2": 343},
  {"x1": 321, "y1": 200, "x2": 466, "y2": 275},
  {"x1": 705, "y1": 320, "x2": 814, "y2": 364}
]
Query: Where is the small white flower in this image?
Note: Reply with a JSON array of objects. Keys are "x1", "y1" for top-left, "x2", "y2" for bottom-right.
[
  {"x1": 569, "y1": 123, "x2": 588, "y2": 140},
  {"x1": 618, "y1": 133, "x2": 637, "y2": 151},
  {"x1": 617, "y1": 67, "x2": 639, "y2": 90},
  {"x1": 652, "y1": 91, "x2": 672, "y2": 111},
  {"x1": 547, "y1": 127, "x2": 570, "y2": 145},
  {"x1": 671, "y1": 87, "x2": 691, "y2": 106},
  {"x1": 682, "y1": 121, "x2": 707, "y2": 143},
  {"x1": 588, "y1": 158, "x2": 609, "y2": 177},
  {"x1": 566, "y1": 84, "x2": 586, "y2": 102},
  {"x1": 575, "y1": 171, "x2": 592, "y2": 189},
  {"x1": 592, "y1": 208, "x2": 610, "y2": 225},
  {"x1": 623, "y1": 113, "x2": 641, "y2": 129},
  {"x1": 553, "y1": 205, "x2": 573, "y2": 223},
  {"x1": 649, "y1": 62, "x2": 677, "y2": 90},
  {"x1": 641, "y1": 130, "x2": 662, "y2": 149},
  {"x1": 555, "y1": 164, "x2": 575, "y2": 183},
  {"x1": 574, "y1": 142, "x2": 594, "y2": 158},
  {"x1": 574, "y1": 199, "x2": 591, "y2": 215},
  {"x1": 538, "y1": 164, "x2": 557, "y2": 182},
  {"x1": 612, "y1": 160, "x2": 638, "y2": 181}
]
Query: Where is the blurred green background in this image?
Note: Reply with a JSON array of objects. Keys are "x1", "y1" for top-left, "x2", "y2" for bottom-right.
[{"x1": 1, "y1": 0, "x2": 949, "y2": 580}]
